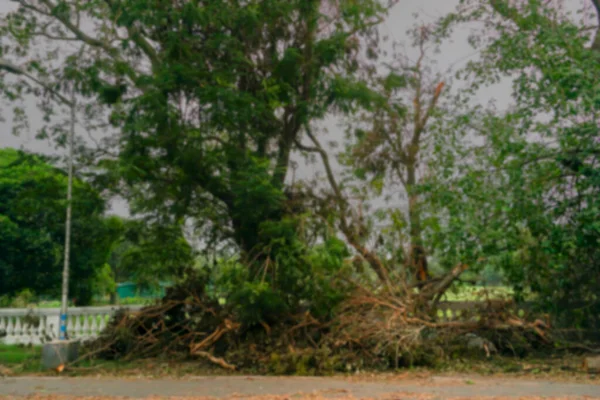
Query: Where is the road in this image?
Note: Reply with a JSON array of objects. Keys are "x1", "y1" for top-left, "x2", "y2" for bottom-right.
[{"x1": 0, "y1": 376, "x2": 599, "y2": 399}]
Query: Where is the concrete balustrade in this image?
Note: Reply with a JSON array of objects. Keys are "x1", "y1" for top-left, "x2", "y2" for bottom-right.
[{"x1": 0, "y1": 306, "x2": 143, "y2": 345}]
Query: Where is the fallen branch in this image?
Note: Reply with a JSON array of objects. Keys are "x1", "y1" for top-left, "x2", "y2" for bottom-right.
[
  {"x1": 288, "y1": 311, "x2": 321, "y2": 335},
  {"x1": 421, "y1": 263, "x2": 468, "y2": 300},
  {"x1": 193, "y1": 351, "x2": 236, "y2": 370},
  {"x1": 0, "y1": 365, "x2": 14, "y2": 377},
  {"x1": 560, "y1": 344, "x2": 600, "y2": 353},
  {"x1": 189, "y1": 319, "x2": 240, "y2": 355}
]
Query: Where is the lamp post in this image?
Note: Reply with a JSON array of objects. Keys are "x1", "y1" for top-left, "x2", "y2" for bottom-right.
[{"x1": 0, "y1": 59, "x2": 75, "y2": 341}]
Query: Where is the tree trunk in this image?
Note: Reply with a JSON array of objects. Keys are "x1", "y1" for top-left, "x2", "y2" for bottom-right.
[
  {"x1": 109, "y1": 291, "x2": 118, "y2": 305},
  {"x1": 406, "y1": 163, "x2": 428, "y2": 282},
  {"x1": 110, "y1": 262, "x2": 119, "y2": 305},
  {"x1": 232, "y1": 200, "x2": 289, "y2": 279}
]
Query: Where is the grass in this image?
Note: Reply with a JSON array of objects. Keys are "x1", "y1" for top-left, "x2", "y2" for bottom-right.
[
  {"x1": 443, "y1": 285, "x2": 514, "y2": 302},
  {"x1": 29, "y1": 297, "x2": 156, "y2": 308},
  {"x1": 0, "y1": 343, "x2": 42, "y2": 372},
  {"x1": 0, "y1": 342, "x2": 235, "y2": 377},
  {"x1": 0, "y1": 343, "x2": 39, "y2": 364}
]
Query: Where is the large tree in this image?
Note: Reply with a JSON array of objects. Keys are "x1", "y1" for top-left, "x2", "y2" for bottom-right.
[
  {"x1": 0, "y1": 148, "x2": 119, "y2": 305},
  {"x1": 0, "y1": 0, "x2": 393, "y2": 286},
  {"x1": 425, "y1": 0, "x2": 600, "y2": 328}
]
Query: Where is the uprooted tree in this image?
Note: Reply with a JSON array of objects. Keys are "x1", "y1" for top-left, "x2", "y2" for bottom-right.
[
  {"x1": 297, "y1": 24, "x2": 472, "y2": 306},
  {"x1": 337, "y1": 25, "x2": 446, "y2": 285}
]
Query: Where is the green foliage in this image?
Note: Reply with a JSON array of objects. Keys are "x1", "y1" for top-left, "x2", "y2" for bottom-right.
[
  {"x1": 0, "y1": 0, "x2": 389, "y2": 265},
  {"x1": 109, "y1": 219, "x2": 195, "y2": 290},
  {"x1": 210, "y1": 221, "x2": 352, "y2": 324},
  {"x1": 0, "y1": 148, "x2": 117, "y2": 305},
  {"x1": 0, "y1": 289, "x2": 36, "y2": 308},
  {"x1": 92, "y1": 263, "x2": 117, "y2": 298},
  {"x1": 426, "y1": 0, "x2": 600, "y2": 328},
  {"x1": 306, "y1": 237, "x2": 352, "y2": 318},
  {"x1": 0, "y1": 0, "x2": 394, "y2": 321}
]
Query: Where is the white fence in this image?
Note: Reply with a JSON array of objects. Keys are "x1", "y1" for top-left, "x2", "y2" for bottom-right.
[{"x1": 0, "y1": 306, "x2": 143, "y2": 345}]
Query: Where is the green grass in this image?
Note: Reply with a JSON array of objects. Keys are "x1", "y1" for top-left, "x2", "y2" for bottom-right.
[
  {"x1": 34, "y1": 297, "x2": 155, "y2": 308},
  {"x1": 0, "y1": 343, "x2": 235, "y2": 377},
  {"x1": 0, "y1": 344, "x2": 42, "y2": 372},
  {"x1": 443, "y1": 285, "x2": 514, "y2": 301}
]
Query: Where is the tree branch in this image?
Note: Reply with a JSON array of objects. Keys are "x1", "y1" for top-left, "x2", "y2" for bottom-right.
[
  {"x1": 103, "y1": 0, "x2": 159, "y2": 65},
  {"x1": 30, "y1": 0, "x2": 149, "y2": 83},
  {"x1": 298, "y1": 127, "x2": 391, "y2": 286},
  {"x1": 38, "y1": 0, "x2": 112, "y2": 49},
  {"x1": 421, "y1": 263, "x2": 468, "y2": 301},
  {"x1": 591, "y1": 0, "x2": 600, "y2": 52}
]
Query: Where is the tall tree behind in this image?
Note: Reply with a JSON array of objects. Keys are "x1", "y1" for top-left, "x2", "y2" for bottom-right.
[{"x1": 425, "y1": 0, "x2": 600, "y2": 328}]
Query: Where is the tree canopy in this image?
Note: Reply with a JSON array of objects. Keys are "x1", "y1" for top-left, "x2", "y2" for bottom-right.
[
  {"x1": 0, "y1": 148, "x2": 121, "y2": 305},
  {"x1": 0, "y1": 0, "x2": 398, "y2": 302},
  {"x1": 424, "y1": 0, "x2": 600, "y2": 328}
]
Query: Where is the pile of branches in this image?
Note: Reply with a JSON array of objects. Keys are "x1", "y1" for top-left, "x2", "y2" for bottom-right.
[
  {"x1": 84, "y1": 266, "x2": 553, "y2": 373},
  {"x1": 88, "y1": 279, "x2": 232, "y2": 363},
  {"x1": 331, "y1": 282, "x2": 552, "y2": 366},
  {"x1": 85, "y1": 276, "x2": 338, "y2": 373}
]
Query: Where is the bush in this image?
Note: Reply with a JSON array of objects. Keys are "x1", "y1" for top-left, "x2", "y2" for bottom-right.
[{"x1": 0, "y1": 289, "x2": 36, "y2": 308}]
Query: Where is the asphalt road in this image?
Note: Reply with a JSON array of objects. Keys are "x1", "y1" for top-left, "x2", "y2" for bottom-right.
[{"x1": 0, "y1": 376, "x2": 599, "y2": 399}]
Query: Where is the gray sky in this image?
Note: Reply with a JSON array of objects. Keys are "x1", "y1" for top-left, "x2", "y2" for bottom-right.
[{"x1": 0, "y1": 0, "x2": 518, "y2": 217}]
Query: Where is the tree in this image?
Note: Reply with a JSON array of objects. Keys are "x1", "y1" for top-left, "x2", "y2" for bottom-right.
[
  {"x1": 106, "y1": 217, "x2": 195, "y2": 302},
  {"x1": 426, "y1": 0, "x2": 600, "y2": 327},
  {"x1": 0, "y1": 148, "x2": 120, "y2": 305},
  {"x1": 0, "y1": 0, "x2": 391, "y2": 261},
  {"x1": 341, "y1": 26, "x2": 445, "y2": 282},
  {"x1": 294, "y1": 23, "x2": 477, "y2": 313}
]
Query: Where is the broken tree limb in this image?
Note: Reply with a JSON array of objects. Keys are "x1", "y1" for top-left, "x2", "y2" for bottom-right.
[
  {"x1": 189, "y1": 319, "x2": 240, "y2": 355},
  {"x1": 295, "y1": 126, "x2": 392, "y2": 287},
  {"x1": 193, "y1": 351, "x2": 236, "y2": 370},
  {"x1": 421, "y1": 263, "x2": 468, "y2": 300}
]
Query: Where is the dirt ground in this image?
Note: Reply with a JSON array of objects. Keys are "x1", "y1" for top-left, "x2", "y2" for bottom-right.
[{"x1": 1, "y1": 375, "x2": 599, "y2": 399}]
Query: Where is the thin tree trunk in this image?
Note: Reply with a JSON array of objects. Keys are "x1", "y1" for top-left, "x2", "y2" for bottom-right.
[
  {"x1": 591, "y1": 0, "x2": 600, "y2": 52},
  {"x1": 406, "y1": 163, "x2": 428, "y2": 282},
  {"x1": 109, "y1": 292, "x2": 118, "y2": 305}
]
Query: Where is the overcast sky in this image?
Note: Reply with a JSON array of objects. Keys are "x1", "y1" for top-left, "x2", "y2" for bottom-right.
[{"x1": 0, "y1": 0, "x2": 531, "y2": 217}]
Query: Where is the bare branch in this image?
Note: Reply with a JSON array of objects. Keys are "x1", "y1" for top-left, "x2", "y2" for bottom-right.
[
  {"x1": 19, "y1": 0, "x2": 154, "y2": 84},
  {"x1": 38, "y1": 0, "x2": 113, "y2": 50},
  {"x1": 591, "y1": 0, "x2": 600, "y2": 51},
  {"x1": 421, "y1": 263, "x2": 468, "y2": 300},
  {"x1": 299, "y1": 127, "x2": 391, "y2": 286}
]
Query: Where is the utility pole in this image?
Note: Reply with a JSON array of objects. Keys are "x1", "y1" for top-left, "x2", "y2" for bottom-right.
[
  {"x1": 59, "y1": 91, "x2": 76, "y2": 340},
  {"x1": 0, "y1": 59, "x2": 75, "y2": 341}
]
